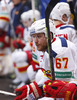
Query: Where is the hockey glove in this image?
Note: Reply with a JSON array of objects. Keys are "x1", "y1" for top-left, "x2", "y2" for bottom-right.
[
  {"x1": 43, "y1": 80, "x2": 77, "y2": 100},
  {"x1": 16, "y1": 26, "x2": 24, "y2": 38},
  {"x1": 12, "y1": 39, "x2": 25, "y2": 49},
  {"x1": 14, "y1": 81, "x2": 42, "y2": 100}
]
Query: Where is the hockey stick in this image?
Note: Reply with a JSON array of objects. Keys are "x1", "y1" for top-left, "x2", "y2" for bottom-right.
[
  {"x1": 31, "y1": 0, "x2": 35, "y2": 22},
  {"x1": 0, "y1": 90, "x2": 16, "y2": 96},
  {"x1": 45, "y1": 0, "x2": 60, "y2": 81}
]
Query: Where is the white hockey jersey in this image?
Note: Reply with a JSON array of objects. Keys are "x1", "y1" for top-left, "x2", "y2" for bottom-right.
[
  {"x1": 27, "y1": 41, "x2": 44, "y2": 82},
  {"x1": 23, "y1": 27, "x2": 31, "y2": 43},
  {"x1": 55, "y1": 24, "x2": 77, "y2": 51},
  {"x1": 23, "y1": 27, "x2": 32, "y2": 51},
  {"x1": 12, "y1": 49, "x2": 29, "y2": 82},
  {"x1": 32, "y1": 41, "x2": 43, "y2": 70},
  {"x1": 38, "y1": 37, "x2": 77, "y2": 85}
]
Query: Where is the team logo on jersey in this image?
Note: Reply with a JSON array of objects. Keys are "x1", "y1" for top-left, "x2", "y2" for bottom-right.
[
  {"x1": 32, "y1": 53, "x2": 37, "y2": 60},
  {"x1": 41, "y1": 68, "x2": 52, "y2": 80}
]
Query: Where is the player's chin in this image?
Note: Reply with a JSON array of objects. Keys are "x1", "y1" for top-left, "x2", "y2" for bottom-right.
[{"x1": 37, "y1": 46, "x2": 42, "y2": 51}]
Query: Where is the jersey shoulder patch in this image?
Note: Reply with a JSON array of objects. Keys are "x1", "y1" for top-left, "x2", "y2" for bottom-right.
[{"x1": 59, "y1": 37, "x2": 68, "y2": 47}]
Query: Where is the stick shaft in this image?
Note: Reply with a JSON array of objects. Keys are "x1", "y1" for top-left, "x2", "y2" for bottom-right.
[
  {"x1": 31, "y1": 0, "x2": 35, "y2": 21},
  {"x1": 0, "y1": 90, "x2": 16, "y2": 96},
  {"x1": 45, "y1": 0, "x2": 60, "y2": 81}
]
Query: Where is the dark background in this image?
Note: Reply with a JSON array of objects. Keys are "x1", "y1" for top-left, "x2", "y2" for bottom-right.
[{"x1": 0, "y1": 77, "x2": 15, "y2": 100}]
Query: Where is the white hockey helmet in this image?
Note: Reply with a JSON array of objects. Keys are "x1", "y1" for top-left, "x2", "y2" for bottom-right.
[
  {"x1": 27, "y1": 9, "x2": 41, "y2": 21},
  {"x1": 30, "y1": 18, "x2": 55, "y2": 37},
  {"x1": 21, "y1": 12, "x2": 29, "y2": 22},
  {"x1": 21, "y1": 11, "x2": 30, "y2": 27},
  {"x1": 21, "y1": 9, "x2": 41, "y2": 27},
  {"x1": 50, "y1": 2, "x2": 71, "y2": 24},
  {"x1": 21, "y1": 9, "x2": 41, "y2": 22}
]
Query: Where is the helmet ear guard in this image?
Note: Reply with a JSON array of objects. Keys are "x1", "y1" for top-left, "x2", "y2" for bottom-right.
[
  {"x1": 30, "y1": 18, "x2": 56, "y2": 38},
  {"x1": 50, "y1": 2, "x2": 71, "y2": 24}
]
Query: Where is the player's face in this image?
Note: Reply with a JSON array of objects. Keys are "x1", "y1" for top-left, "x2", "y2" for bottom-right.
[
  {"x1": 32, "y1": 33, "x2": 47, "y2": 51},
  {"x1": 21, "y1": 20, "x2": 28, "y2": 27}
]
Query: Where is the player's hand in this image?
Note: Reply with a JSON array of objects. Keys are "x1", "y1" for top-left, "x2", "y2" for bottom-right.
[
  {"x1": 43, "y1": 80, "x2": 77, "y2": 100},
  {"x1": 16, "y1": 25, "x2": 24, "y2": 38},
  {"x1": 12, "y1": 39, "x2": 25, "y2": 49},
  {"x1": 14, "y1": 81, "x2": 42, "y2": 100}
]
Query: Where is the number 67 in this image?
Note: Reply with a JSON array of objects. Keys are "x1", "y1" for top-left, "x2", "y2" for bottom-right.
[{"x1": 55, "y1": 57, "x2": 68, "y2": 69}]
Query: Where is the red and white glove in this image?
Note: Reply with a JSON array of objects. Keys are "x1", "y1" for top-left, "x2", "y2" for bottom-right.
[
  {"x1": 16, "y1": 25, "x2": 24, "y2": 38},
  {"x1": 14, "y1": 81, "x2": 43, "y2": 100},
  {"x1": 12, "y1": 39, "x2": 25, "y2": 49},
  {"x1": 43, "y1": 80, "x2": 77, "y2": 100}
]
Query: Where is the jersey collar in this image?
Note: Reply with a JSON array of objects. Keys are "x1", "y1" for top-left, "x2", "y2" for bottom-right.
[{"x1": 56, "y1": 24, "x2": 64, "y2": 28}]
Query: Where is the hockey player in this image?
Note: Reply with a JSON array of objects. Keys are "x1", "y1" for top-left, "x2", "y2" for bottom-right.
[
  {"x1": 14, "y1": 19, "x2": 77, "y2": 100},
  {"x1": 0, "y1": 0, "x2": 14, "y2": 13},
  {"x1": 10, "y1": 39, "x2": 32, "y2": 89},
  {"x1": 20, "y1": 9, "x2": 41, "y2": 43},
  {"x1": 0, "y1": 9, "x2": 13, "y2": 76},
  {"x1": 20, "y1": 9, "x2": 43, "y2": 83},
  {"x1": 16, "y1": 9, "x2": 41, "y2": 51},
  {"x1": 50, "y1": 2, "x2": 77, "y2": 50},
  {"x1": 11, "y1": 9, "x2": 41, "y2": 89}
]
